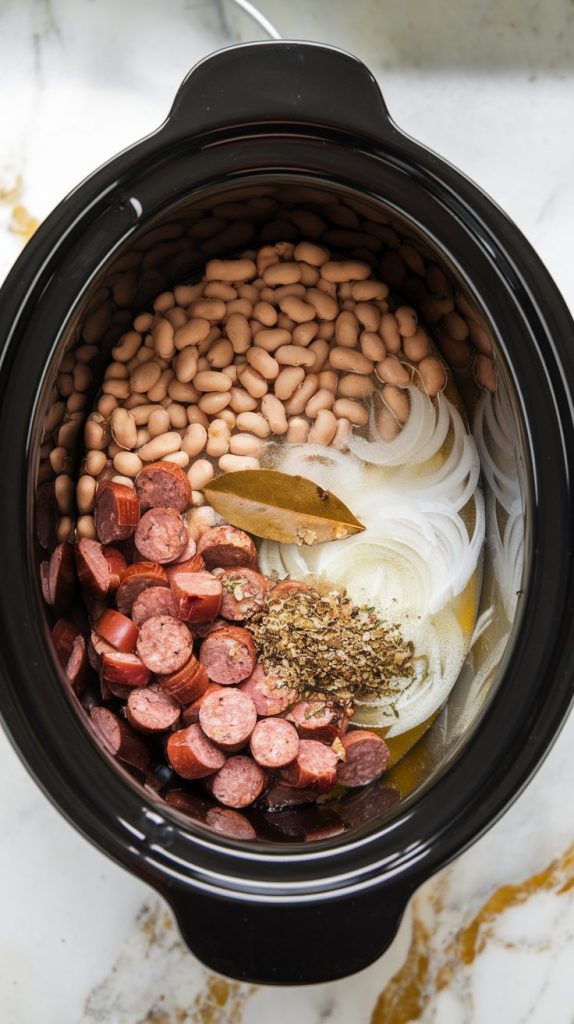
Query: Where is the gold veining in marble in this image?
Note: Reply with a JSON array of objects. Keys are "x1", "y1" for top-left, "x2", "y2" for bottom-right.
[{"x1": 371, "y1": 843, "x2": 574, "y2": 1023}]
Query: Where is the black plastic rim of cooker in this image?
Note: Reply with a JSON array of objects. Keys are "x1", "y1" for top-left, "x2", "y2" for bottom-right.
[{"x1": 0, "y1": 41, "x2": 573, "y2": 985}]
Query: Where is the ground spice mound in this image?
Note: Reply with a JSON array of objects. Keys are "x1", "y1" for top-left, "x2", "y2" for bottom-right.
[{"x1": 246, "y1": 586, "x2": 414, "y2": 707}]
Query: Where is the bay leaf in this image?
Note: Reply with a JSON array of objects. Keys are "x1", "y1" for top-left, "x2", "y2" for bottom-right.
[{"x1": 203, "y1": 469, "x2": 365, "y2": 545}]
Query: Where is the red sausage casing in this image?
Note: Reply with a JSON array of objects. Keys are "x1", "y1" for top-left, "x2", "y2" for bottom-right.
[
  {"x1": 75, "y1": 538, "x2": 110, "y2": 599},
  {"x1": 281, "y1": 739, "x2": 338, "y2": 794},
  {"x1": 94, "y1": 609, "x2": 139, "y2": 653},
  {"x1": 169, "y1": 570, "x2": 222, "y2": 623},
  {"x1": 101, "y1": 650, "x2": 151, "y2": 688},
  {"x1": 159, "y1": 655, "x2": 209, "y2": 706},
  {"x1": 115, "y1": 562, "x2": 170, "y2": 616},
  {"x1": 94, "y1": 481, "x2": 140, "y2": 544},
  {"x1": 167, "y1": 723, "x2": 226, "y2": 780}
]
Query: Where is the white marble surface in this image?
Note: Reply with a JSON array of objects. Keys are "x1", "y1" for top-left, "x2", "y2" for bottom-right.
[{"x1": 1, "y1": 2, "x2": 574, "y2": 1021}]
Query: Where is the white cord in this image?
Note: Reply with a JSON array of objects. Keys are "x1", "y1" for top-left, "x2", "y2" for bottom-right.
[{"x1": 227, "y1": 0, "x2": 282, "y2": 39}]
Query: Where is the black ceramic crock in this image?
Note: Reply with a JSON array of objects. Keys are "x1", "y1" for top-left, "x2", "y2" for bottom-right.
[{"x1": 0, "y1": 41, "x2": 574, "y2": 985}]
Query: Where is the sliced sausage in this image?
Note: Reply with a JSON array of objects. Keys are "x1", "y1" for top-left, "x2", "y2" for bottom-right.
[
  {"x1": 281, "y1": 739, "x2": 338, "y2": 794},
  {"x1": 268, "y1": 579, "x2": 317, "y2": 604},
  {"x1": 101, "y1": 650, "x2": 151, "y2": 688},
  {"x1": 102, "y1": 545, "x2": 127, "y2": 593},
  {"x1": 131, "y1": 586, "x2": 177, "y2": 626},
  {"x1": 205, "y1": 807, "x2": 256, "y2": 840},
  {"x1": 207, "y1": 755, "x2": 266, "y2": 808},
  {"x1": 169, "y1": 570, "x2": 222, "y2": 623},
  {"x1": 197, "y1": 526, "x2": 257, "y2": 570},
  {"x1": 181, "y1": 682, "x2": 223, "y2": 724},
  {"x1": 37, "y1": 481, "x2": 58, "y2": 551},
  {"x1": 48, "y1": 542, "x2": 77, "y2": 611},
  {"x1": 213, "y1": 567, "x2": 268, "y2": 621},
  {"x1": 158, "y1": 655, "x2": 209, "y2": 706},
  {"x1": 250, "y1": 718, "x2": 299, "y2": 769},
  {"x1": 135, "y1": 507, "x2": 188, "y2": 564},
  {"x1": 94, "y1": 480, "x2": 140, "y2": 544},
  {"x1": 90, "y1": 706, "x2": 150, "y2": 775},
  {"x1": 75, "y1": 538, "x2": 110, "y2": 598},
  {"x1": 100, "y1": 677, "x2": 133, "y2": 701},
  {"x1": 199, "y1": 688, "x2": 257, "y2": 752},
  {"x1": 199, "y1": 625, "x2": 256, "y2": 685},
  {"x1": 239, "y1": 664, "x2": 298, "y2": 716},
  {"x1": 136, "y1": 614, "x2": 193, "y2": 674},
  {"x1": 126, "y1": 684, "x2": 181, "y2": 733},
  {"x1": 336, "y1": 730, "x2": 390, "y2": 788},
  {"x1": 94, "y1": 609, "x2": 139, "y2": 653},
  {"x1": 52, "y1": 618, "x2": 88, "y2": 695},
  {"x1": 289, "y1": 700, "x2": 349, "y2": 744},
  {"x1": 115, "y1": 562, "x2": 170, "y2": 615},
  {"x1": 166, "y1": 723, "x2": 226, "y2": 780},
  {"x1": 135, "y1": 461, "x2": 191, "y2": 513}
]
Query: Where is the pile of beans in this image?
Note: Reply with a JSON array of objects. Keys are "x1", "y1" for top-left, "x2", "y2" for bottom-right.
[
  {"x1": 42, "y1": 463, "x2": 391, "y2": 838},
  {"x1": 68, "y1": 240, "x2": 455, "y2": 543}
]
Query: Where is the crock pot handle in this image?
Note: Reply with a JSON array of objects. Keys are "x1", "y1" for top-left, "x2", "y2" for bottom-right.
[{"x1": 164, "y1": 40, "x2": 396, "y2": 142}]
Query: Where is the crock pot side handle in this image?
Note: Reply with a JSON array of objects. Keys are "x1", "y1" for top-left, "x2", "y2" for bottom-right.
[{"x1": 163, "y1": 40, "x2": 396, "y2": 142}]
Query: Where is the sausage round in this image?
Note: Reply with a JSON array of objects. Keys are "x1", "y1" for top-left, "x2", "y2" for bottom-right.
[
  {"x1": 135, "y1": 461, "x2": 192, "y2": 512},
  {"x1": 131, "y1": 586, "x2": 176, "y2": 626},
  {"x1": 199, "y1": 626, "x2": 256, "y2": 684},
  {"x1": 94, "y1": 608, "x2": 139, "y2": 653},
  {"x1": 115, "y1": 562, "x2": 170, "y2": 615},
  {"x1": 250, "y1": 718, "x2": 300, "y2": 768},
  {"x1": 101, "y1": 650, "x2": 151, "y2": 688},
  {"x1": 205, "y1": 807, "x2": 256, "y2": 840},
  {"x1": 94, "y1": 481, "x2": 140, "y2": 544},
  {"x1": 197, "y1": 526, "x2": 258, "y2": 570},
  {"x1": 90, "y1": 706, "x2": 150, "y2": 774},
  {"x1": 158, "y1": 655, "x2": 209, "y2": 706},
  {"x1": 281, "y1": 739, "x2": 338, "y2": 794},
  {"x1": 166, "y1": 723, "x2": 226, "y2": 780},
  {"x1": 169, "y1": 570, "x2": 223, "y2": 623},
  {"x1": 171, "y1": 536, "x2": 197, "y2": 565},
  {"x1": 268, "y1": 579, "x2": 317, "y2": 604},
  {"x1": 213, "y1": 567, "x2": 268, "y2": 620},
  {"x1": 239, "y1": 664, "x2": 298, "y2": 715},
  {"x1": 336, "y1": 730, "x2": 390, "y2": 788},
  {"x1": 75, "y1": 538, "x2": 110, "y2": 598},
  {"x1": 289, "y1": 700, "x2": 349, "y2": 744},
  {"x1": 126, "y1": 684, "x2": 181, "y2": 733},
  {"x1": 135, "y1": 507, "x2": 188, "y2": 564},
  {"x1": 136, "y1": 614, "x2": 193, "y2": 674},
  {"x1": 48, "y1": 542, "x2": 77, "y2": 611},
  {"x1": 52, "y1": 618, "x2": 87, "y2": 694},
  {"x1": 167, "y1": 552, "x2": 205, "y2": 576},
  {"x1": 199, "y1": 688, "x2": 257, "y2": 752},
  {"x1": 207, "y1": 755, "x2": 266, "y2": 808}
]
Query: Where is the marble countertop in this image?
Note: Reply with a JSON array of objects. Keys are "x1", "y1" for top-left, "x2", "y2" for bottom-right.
[{"x1": 1, "y1": 2, "x2": 573, "y2": 1021}]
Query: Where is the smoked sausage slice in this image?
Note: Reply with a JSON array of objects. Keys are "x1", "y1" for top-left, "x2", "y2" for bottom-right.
[
  {"x1": 197, "y1": 526, "x2": 257, "y2": 570},
  {"x1": 207, "y1": 756, "x2": 266, "y2": 808},
  {"x1": 115, "y1": 562, "x2": 169, "y2": 616},
  {"x1": 199, "y1": 688, "x2": 257, "y2": 752},
  {"x1": 75, "y1": 538, "x2": 110, "y2": 598},
  {"x1": 181, "y1": 682, "x2": 223, "y2": 724},
  {"x1": 102, "y1": 545, "x2": 127, "y2": 593},
  {"x1": 136, "y1": 614, "x2": 193, "y2": 674},
  {"x1": 134, "y1": 507, "x2": 188, "y2": 564},
  {"x1": 336, "y1": 730, "x2": 390, "y2": 788},
  {"x1": 126, "y1": 684, "x2": 181, "y2": 734},
  {"x1": 135, "y1": 461, "x2": 191, "y2": 513},
  {"x1": 48, "y1": 542, "x2": 77, "y2": 611},
  {"x1": 52, "y1": 618, "x2": 88, "y2": 694},
  {"x1": 169, "y1": 570, "x2": 222, "y2": 623},
  {"x1": 166, "y1": 723, "x2": 226, "y2": 780},
  {"x1": 213, "y1": 567, "x2": 268, "y2": 621},
  {"x1": 101, "y1": 650, "x2": 151, "y2": 688},
  {"x1": 199, "y1": 625, "x2": 256, "y2": 685},
  {"x1": 94, "y1": 481, "x2": 140, "y2": 544},
  {"x1": 289, "y1": 700, "x2": 350, "y2": 744},
  {"x1": 205, "y1": 807, "x2": 256, "y2": 840},
  {"x1": 90, "y1": 706, "x2": 150, "y2": 775},
  {"x1": 94, "y1": 609, "x2": 139, "y2": 653},
  {"x1": 158, "y1": 655, "x2": 209, "y2": 706},
  {"x1": 250, "y1": 718, "x2": 300, "y2": 769},
  {"x1": 281, "y1": 739, "x2": 338, "y2": 794},
  {"x1": 131, "y1": 586, "x2": 176, "y2": 626}
]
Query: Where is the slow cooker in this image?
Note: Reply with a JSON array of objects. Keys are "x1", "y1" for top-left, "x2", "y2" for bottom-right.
[{"x1": 0, "y1": 40, "x2": 573, "y2": 984}]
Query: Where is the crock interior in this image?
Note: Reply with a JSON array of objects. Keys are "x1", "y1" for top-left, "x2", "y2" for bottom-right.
[{"x1": 34, "y1": 175, "x2": 531, "y2": 844}]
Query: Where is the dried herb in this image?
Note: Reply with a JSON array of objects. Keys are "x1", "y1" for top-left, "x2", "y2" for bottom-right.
[
  {"x1": 203, "y1": 469, "x2": 365, "y2": 545},
  {"x1": 246, "y1": 586, "x2": 414, "y2": 708}
]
